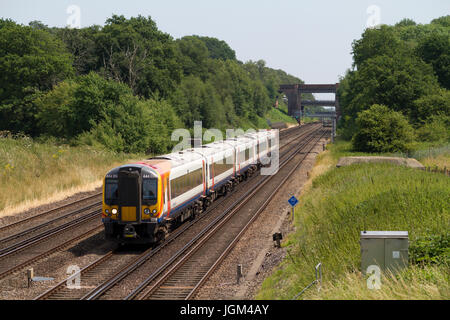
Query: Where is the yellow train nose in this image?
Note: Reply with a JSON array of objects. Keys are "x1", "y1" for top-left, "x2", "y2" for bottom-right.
[{"x1": 120, "y1": 206, "x2": 137, "y2": 222}]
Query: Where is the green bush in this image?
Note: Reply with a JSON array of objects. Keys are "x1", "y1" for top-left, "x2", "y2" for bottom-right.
[
  {"x1": 76, "y1": 94, "x2": 181, "y2": 154},
  {"x1": 37, "y1": 73, "x2": 182, "y2": 154},
  {"x1": 417, "y1": 115, "x2": 450, "y2": 142},
  {"x1": 352, "y1": 104, "x2": 415, "y2": 153},
  {"x1": 413, "y1": 89, "x2": 450, "y2": 124},
  {"x1": 410, "y1": 233, "x2": 450, "y2": 266}
]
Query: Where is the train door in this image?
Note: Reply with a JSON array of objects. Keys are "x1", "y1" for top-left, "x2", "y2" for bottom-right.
[
  {"x1": 164, "y1": 177, "x2": 168, "y2": 215},
  {"x1": 118, "y1": 168, "x2": 142, "y2": 223}
]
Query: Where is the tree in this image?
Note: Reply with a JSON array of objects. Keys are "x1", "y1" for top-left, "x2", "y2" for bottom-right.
[
  {"x1": 95, "y1": 15, "x2": 181, "y2": 98},
  {"x1": 0, "y1": 21, "x2": 74, "y2": 135},
  {"x1": 416, "y1": 32, "x2": 450, "y2": 89},
  {"x1": 176, "y1": 36, "x2": 209, "y2": 78},
  {"x1": 395, "y1": 19, "x2": 417, "y2": 27},
  {"x1": 54, "y1": 26, "x2": 101, "y2": 76},
  {"x1": 417, "y1": 115, "x2": 450, "y2": 143},
  {"x1": 35, "y1": 80, "x2": 77, "y2": 137},
  {"x1": 193, "y1": 36, "x2": 236, "y2": 61},
  {"x1": 351, "y1": 26, "x2": 401, "y2": 68},
  {"x1": 431, "y1": 15, "x2": 450, "y2": 28},
  {"x1": 352, "y1": 104, "x2": 415, "y2": 153},
  {"x1": 170, "y1": 76, "x2": 224, "y2": 128},
  {"x1": 339, "y1": 15, "x2": 450, "y2": 144},
  {"x1": 413, "y1": 89, "x2": 450, "y2": 122},
  {"x1": 36, "y1": 73, "x2": 132, "y2": 138}
]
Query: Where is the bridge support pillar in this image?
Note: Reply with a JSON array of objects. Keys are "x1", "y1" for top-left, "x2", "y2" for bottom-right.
[{"x1": 280, "y1": 85, "x2": 302, "y2": 118}]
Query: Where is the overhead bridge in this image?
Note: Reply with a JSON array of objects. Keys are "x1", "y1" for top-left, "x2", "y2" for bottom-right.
[{"x1": 279, "y1": 83, "x2": 341, "y2": 120}]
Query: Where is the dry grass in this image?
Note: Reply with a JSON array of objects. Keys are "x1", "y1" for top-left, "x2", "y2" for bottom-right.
[
  {"x1": 0, "y1": 136, "x2": 138, "y2": 218},
  {"x1": 303, "y1": 265, "x2": 449, "y2": 300},
  {"x1": 0, "y1": 180, "x2": 102, "y2": 219},
  {"x1": 420, "y1": 154, "x2": 450, "y2": 170}
]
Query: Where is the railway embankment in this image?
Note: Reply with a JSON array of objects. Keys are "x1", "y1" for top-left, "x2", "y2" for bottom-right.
[
  {"x1": 256, "y1": 139, "x2": 449, "y2": 300},
  {"x1": 0, "y1": 136, "x2": 136, "y2": 220}
]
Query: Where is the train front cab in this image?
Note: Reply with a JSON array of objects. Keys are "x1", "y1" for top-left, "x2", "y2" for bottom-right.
[{"x1": 102, "y1": 165, "x2": 163, "y2": 243}]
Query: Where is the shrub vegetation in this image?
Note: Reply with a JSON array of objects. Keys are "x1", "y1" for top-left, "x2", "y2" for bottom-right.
[{"x1": 352, "y1": 104, "x2": 415, "y2": 153}]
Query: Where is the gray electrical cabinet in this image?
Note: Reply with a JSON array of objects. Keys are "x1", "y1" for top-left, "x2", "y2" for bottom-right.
[{"x1": 360, "y1": 231, "x2": 409, "y2": 274}]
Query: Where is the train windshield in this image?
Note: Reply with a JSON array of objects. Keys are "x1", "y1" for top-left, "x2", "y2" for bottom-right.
[
  {"x1": 143, "y1": 179, "x2": 158, "y2": 204},
  {"x1": 105, "y1": 178, "x2": 119, "y2": 205}
]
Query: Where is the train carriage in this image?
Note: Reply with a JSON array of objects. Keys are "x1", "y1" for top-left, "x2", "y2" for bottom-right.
[{"x1": 102, "y1": 130, "x2": 278, "y2": 244}]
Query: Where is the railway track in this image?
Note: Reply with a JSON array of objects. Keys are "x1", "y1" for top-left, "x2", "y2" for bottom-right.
[
  {"x1": 0, "y1": 193, "x2": 101, "y2": 235},
  {"x1": 130, "y1": 128, "x2": 327, "y2": 300},
  {"x1": 0, "y1": 211, "x2": 102, "y2": 281},
  {"x1": 0, "y1": 194, "x2": 103, "y2": 259},
  {"x1": 35, "y1": 124, "x2": 326, "y2": 300}
]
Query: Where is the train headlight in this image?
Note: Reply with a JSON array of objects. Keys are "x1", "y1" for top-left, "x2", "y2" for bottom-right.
[
  {"x1": 105, "y1": 209, "x2": 110, "y2": 215},
  {"x1": 152, "y1": 209, "x2": 157, "y2": 214},
  {"x1": 144, "y1": 208, "x2": 150, "y2": 215},
  {"x1": 112, "y1": 209, "x2": 118, "y2": 215}
]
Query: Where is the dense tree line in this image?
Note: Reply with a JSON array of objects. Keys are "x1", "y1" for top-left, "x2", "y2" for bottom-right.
[
  {"x1": 0, "y1": 15, "x2": 302, "y2": 153},
  {"x1": 338, "y1": 16, "x2": 450, "y2": 152}
]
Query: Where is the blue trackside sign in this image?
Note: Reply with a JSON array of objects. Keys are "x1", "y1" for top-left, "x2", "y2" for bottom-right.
[{"x1": 288, "y1": 196, "x2": 299, "y2": 207}]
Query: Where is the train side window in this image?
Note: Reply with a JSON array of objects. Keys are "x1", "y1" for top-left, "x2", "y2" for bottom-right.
[
  {"x1": 170, "y1": 167, "x2": 204, "y2": 199},
  {"x1": 213, "y1": 156, "x2": 232, "y2": 178}
]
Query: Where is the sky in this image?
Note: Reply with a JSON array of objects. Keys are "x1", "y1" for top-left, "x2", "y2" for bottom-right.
[{"x1": 1, "y1": 0, "x2": 449, "y2": 99}]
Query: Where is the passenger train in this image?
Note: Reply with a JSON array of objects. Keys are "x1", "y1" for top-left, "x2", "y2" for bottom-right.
[{"x1": 102, "y1": 130, "x2": 278, "y2": 244}]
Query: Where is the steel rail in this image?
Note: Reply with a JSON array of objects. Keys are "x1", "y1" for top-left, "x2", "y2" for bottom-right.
[
  {"x1": 80, "y1": 125, "x2": 321, "y2": 301},
  {"x1": 0, "y1": 201, "x2": 101, "y2": 244},
  {"x1": 0, "y1": 225, "x2": 103, "y2": 281},
  {"x1": 126, "y1": 128, "x2": 325, "y2": 300},
  {"x1": 185, "y1": 131, "x2": 327, "y2": 299},
  {"x1": 34, "y1": 124, "x2": 321, "y2": 300},
  {"x1": 0, "y1": 209, "x2": 100, "y2": 258}
]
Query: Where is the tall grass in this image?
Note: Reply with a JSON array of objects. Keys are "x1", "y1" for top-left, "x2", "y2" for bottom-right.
[
  {"x1": 411, "y1": 143, "x2": 450, "y2": 170},
  {"x1": 256, "y1": 158, "x2": 449, "y2": 300},
  {"x1": 303, "y1": 265, "x2": 449, "y2": 300},
  {"x1": 0, "y1": 135, "x2": 138, "y2": 217}
]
